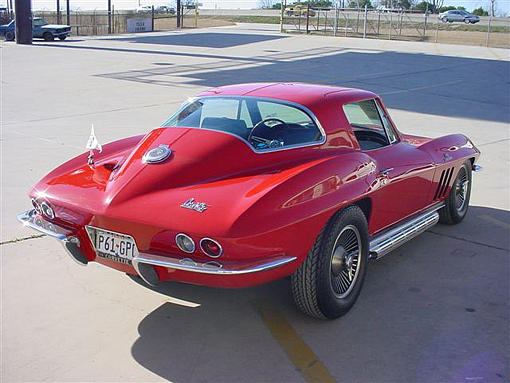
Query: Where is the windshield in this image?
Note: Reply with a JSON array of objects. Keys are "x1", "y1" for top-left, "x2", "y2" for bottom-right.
[{"x1": 162, "y1": 97, "x2": 323, "y2": 151}]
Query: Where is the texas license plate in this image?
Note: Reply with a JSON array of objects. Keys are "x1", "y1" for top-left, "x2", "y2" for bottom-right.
[{"x1": 89, "y1": 228, "x2": 138, "y2": 265}]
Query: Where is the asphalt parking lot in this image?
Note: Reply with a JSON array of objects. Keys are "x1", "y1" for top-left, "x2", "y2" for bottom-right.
[{"x1": 1, "y1": 24, "x2": 509, "y2": 382}]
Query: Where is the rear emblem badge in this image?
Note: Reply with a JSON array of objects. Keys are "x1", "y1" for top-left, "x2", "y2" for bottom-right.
[
  {"x1": 181, "y1": 198, "x2": 208, "y2": 213},
  {"x1": 142, "y1": 144, "x2": 172, "y2": 164}
]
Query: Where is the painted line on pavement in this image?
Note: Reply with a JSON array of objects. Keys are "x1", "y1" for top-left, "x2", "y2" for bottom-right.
[{"x1": 257, "y1": 305, "x2": 336, "y2": 383}]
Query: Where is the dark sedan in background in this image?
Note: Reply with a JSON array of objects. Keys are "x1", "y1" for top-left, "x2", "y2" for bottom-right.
[{"x1": 0, "y1": 17, "x2": 71, "y2": 41}]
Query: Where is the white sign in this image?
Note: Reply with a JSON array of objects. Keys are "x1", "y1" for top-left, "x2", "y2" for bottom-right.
[{"x1": 126, "y1": 18, "x2": 152, "y2": 33}]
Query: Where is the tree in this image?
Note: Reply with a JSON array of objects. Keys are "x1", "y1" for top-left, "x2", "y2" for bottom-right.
[
  {"x1": 472, "y1": 6, "x2": 488, "y2": 15},
  {"x1": 456, "y1": 6, "x2": 466, "y2": 10},
  {"x1": 348, "y1": 0, "x2": 373, "y2": 7},
  {"x1": 438, "y1": 5, "x2": 455, "y2": 12},
  {"x1": 413, "y1": 1, "x2": 434, "y2": 12}
]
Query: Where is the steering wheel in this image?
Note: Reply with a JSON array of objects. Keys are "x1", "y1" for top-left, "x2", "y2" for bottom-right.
[{"x1": 248, "y1": 118, "x2": 286, "y2": 149}]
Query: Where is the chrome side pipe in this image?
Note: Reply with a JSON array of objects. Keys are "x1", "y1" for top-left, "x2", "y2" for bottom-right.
[{"x1": 369, "y1": 204, "x2": 443, "y2": 260}]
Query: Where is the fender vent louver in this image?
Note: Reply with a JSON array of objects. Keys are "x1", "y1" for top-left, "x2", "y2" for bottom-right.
[{"x1": 434, "y1": 167, "x2": 454, "y2": 200}]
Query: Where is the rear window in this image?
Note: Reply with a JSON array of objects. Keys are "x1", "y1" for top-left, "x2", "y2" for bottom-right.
[{"x1": 162, "y1": 97, "x2": 323, "y2": 151}]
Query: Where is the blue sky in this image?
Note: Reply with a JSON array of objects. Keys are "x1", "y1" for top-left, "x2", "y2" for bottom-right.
[{"x1": 3, "y1": 0, "x2": 509, "y2": 15}]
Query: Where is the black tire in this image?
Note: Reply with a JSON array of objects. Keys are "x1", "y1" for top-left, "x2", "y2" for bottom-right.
[
  {"x1": 5, "y1": 31, "x2": 15, "y2": 41},
  {"x1": 58, "y1": 35, "x2": 67, "y2": 40},
  {"x1": 464, "y1": 19, "x2": 470, "y2": 24},
  {"x1": 439, "y1": 160, "x2": 472, "y2": 225},
  {"x1": 291, "y1": 205, "x2": 369, "y2": 319},
  {"x1": 43, "y1": 32, "x2": 54, "y2": 41}
]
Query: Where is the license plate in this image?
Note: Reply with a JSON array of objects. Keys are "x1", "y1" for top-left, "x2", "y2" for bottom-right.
[{"x1": 89, "y1": 227, "x2": 138, "y2": 265}]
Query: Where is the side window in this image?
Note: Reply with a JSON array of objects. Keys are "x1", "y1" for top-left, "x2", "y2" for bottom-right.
[{"x1": 343, "y1": 99, "x2": 393, "y2": 151}]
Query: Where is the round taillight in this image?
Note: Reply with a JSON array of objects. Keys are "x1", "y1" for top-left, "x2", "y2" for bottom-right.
[
  {"x1": 200, "y1": 238, "x2": 223, "y2": 258},
  {"x1": 40, "y1": 201, "x2": 55, "y2": 219},
  {"x1": 175, "y1": 233, "x2": 195, "y2": 253},
  {"x1": 31, "y1": 198, "x2": 42, "y2": 214}
]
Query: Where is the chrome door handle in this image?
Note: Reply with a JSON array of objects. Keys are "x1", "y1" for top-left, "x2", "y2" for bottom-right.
[{"x1": 379, "y1": 168, "x2": 394, "y2": 176}]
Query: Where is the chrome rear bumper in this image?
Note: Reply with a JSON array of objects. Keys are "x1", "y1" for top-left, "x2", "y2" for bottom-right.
[
  {"x1": 17, "y1": 210, "x2": 88, "y2": 265},
  {"x1": 17, "y1": 209, "x2": 296, "y2": 285},
  {"x1": 132, "y1": 253, "x2": 297, "y2": 285}
]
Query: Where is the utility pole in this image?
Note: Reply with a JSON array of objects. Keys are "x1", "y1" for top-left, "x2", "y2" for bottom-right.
[
  {"x1": 15, "y1": 0, "x2": 32, "y2": 44},
  {"x1": 56, "y1": 0, "x2": 61, "y2": 24},
  {"x1": 66, "y1": 0, "x2": 70, "y2": 25},
  {"x1": 108, "y1": 0, "x2": 112, "y2": 33},
  {"x1": 176, "y1": 0, "x2": 181, "y2": 28}
]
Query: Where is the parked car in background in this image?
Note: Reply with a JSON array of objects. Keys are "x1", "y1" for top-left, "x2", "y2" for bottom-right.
[
  {"x1": 285, "y1": 5, "x2": 316, "y2": 17},
  {"x1": 156, "y1": 5, "x2": 175, "y2": 14},
  {"x1": 439, "y1": 10, "x2": 480, "y2": 23},
  {"x1": 136, "y1": 5, "x2": 153, "y2": 13},
  {"x1": 18, "y1": 83, "x2": 482, "y2": 319},
  {"x1": 0, "y1": 17, "x2": 71, "y2": 41}
]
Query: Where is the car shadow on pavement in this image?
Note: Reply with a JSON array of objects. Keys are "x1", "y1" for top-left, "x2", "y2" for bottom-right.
[{"x1": 128, "y1": 206, "x2": 508, "y2": 383}]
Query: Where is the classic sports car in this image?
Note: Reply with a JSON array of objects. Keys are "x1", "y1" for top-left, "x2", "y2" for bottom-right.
[{"x1": 18, "y1": 83, "x2": 481, "y2": 319}]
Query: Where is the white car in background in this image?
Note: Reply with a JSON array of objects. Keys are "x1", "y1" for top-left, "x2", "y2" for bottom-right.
[
  {"x1": 136, "y1": 5, "x2": 153, "y2": 13},
  {"x1": 439, "y1": 10, "x2": 480, "y2": 24}
]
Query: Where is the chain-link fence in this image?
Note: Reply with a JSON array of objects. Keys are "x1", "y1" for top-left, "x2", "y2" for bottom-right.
[{"x1": 282, "y1": 7, "x2": 510, "y2": 48}]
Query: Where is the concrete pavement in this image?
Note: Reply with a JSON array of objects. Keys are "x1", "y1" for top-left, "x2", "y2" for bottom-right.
[{"x1": 1, "y1": 24, "x2": 509, "y2": 382}]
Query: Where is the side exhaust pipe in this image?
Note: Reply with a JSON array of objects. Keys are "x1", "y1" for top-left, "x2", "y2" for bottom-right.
[{"x1": 369, "y1": 204, "x2": 443, "y2": 260}]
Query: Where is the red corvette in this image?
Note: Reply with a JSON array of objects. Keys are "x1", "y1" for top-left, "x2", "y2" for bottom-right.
[{"x1": 18, "y1": 83, "x2": 481, "y2": 319}]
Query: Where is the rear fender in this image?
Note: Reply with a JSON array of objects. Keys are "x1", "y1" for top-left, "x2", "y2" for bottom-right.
[{"x1": 417, "y1": 134, "x2": 480, "y2": 166}]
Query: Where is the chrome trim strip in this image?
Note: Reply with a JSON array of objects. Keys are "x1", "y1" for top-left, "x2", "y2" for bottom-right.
[
  {"x1": 17, "y1": 209, "x2": 88, "y2": 265},
  {"x1": 160, "y1": 95, "x2": 327, "y2": 154},
  {"x1": 132, "y1": 253, "x2": 297, "y2": 286},
  {"x1": 369, "y1": 203, "x2": 444, "y2": 259}
]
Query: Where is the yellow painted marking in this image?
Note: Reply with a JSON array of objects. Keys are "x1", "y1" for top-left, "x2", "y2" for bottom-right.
[
  {"x1": 258, "y1": 306, "x2": 336, "y2": 383},
  {"x1": 478, "y1": 214, "x2": 510, "y2": 230}
]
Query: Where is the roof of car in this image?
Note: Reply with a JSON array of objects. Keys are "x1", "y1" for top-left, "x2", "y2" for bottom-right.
[{"x1": 197, "y1": 83, "x2": 377, "y2": 109}]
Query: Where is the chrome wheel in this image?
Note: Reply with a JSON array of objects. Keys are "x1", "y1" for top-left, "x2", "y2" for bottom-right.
[
  {"x1": 329, "y1": 225, "x2": 362, "y2": 299},
  {"x1": 455, "y1": 167, "x2": 469, "y2": 212}
]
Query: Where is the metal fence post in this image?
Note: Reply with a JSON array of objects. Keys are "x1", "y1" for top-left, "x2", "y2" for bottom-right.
[
  {"x1": 66, "y1": 0, "x2": 70, "y2": 25},
  {"x1": 377, "y1": 11, "x2": 380, "y2": 35},
  {"x1": 280, "y1": 0, "x2": 285, "y2": 33},
  {"x1": 56, "y1": 0, "x2": 61, "y2": 24},
  {"x1": 423, "y1": 3, "x2": 428, "y2": 40},
  {"x1": 195, "y1": 3, "x2": 198, "y2": 28},
  {"x1": 333, "y1": 6, "x2": 338, "y2": 36},
  {"x1": 435, "y1": 16, "x2": 439, "y2": 43},
  {"x1": 316, "y1": 7, "x2": 319, "y2": 31},
  {"x1": 363, "y1": 5, "x2": 367, "y2": 38},
  {"x1": 356, "y1": 7, "x2": 360, "y2": 33},
  {"x1": 306, "y1": 4, "x2": 310, "y2": 34},
  {"x1": 345, "y1": 11, "x2": 348, "y2": 37},
  {"x1": 389, "y1": 11, "x2": 393, "y2": 40},
  {"x1": 486, "y1": 15, "x2": 492, "y2": 47}
]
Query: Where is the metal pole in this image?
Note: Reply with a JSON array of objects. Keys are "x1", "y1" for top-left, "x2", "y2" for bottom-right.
[
  {"x1": 333, "y1": 6, "x2": 338, "y2": 36},
  {"x1": 112, "y1": 4, "x2": 115, "y2": 33},
  {"x1": 423, "y1": 3, "x2": 428, "y2": 40},
  {"x1": 176, "y1": 0, "x2": 181, "y2": 28},
  {"x1": 15, "y1": 0, "x2": 32, "y2": 44},
  {"x1": 486, "y1": 14, "x2": 492, "y2": 46},
  {"x1": 151, "y1": 5, "x2": 154, "y2": 31},
  {"x1": 435, "y1": 16, "x2": 439, "y2": 43},
  {"x1": 56, "y1": 0, "x2": 61, "y2": 24},
  {"x1": 9, "y1": 0, "x2": 14, "y2": 19},
  {"x1": 306, "y1": 3, "x2": 310, "y2": 34},
  {"x1": 195, "y1": 3, "x2": 198, "y2": 28},
  {"x1": 108, "y1": 0, "x2": 112, "y2": 34},
  {"x1": 356, "y1": 7, "x2": 359, "y2": 33},
  {"x1": 363, "y1": 4, "x2": 367, "y2": 38},
  {"x1": 389, "y1": 11, "x2": 392, "y2": 39},
  {"x1": 377, "y1": 11, "x2": 380, "y2": 35},
  {"x1": 280, "y1": 0, "x2": 284, "y2": 33},
  {"x1": 66, "y1": 0, "x2": 70, "y2": 25}
]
